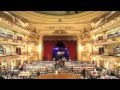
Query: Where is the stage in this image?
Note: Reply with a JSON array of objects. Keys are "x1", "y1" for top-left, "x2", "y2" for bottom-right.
[{"x1": 37, "y1": 73, "x2": 82, "y2": 79}]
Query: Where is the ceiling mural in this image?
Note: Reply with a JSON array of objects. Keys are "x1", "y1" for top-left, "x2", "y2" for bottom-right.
[{"x1": 35, "y1": 11, "x2": 84, "y2": 15}]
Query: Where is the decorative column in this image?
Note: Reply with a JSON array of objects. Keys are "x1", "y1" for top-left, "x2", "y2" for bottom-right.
[
  {"x1": 97, "y1": 59, "x2": 100, "y2": 67},
  {"x1": 38, "y1": 35, "x2": 43, "y2": 60},
  {"x1": 105, "y1": 60, "x2": 109, "y2": 69},
  {"x1": 77, "y1": 36, "x2": 82, "y2": 61},
  {"x1": 11, "y1": 60, "x2": 14, "y2": 70}
]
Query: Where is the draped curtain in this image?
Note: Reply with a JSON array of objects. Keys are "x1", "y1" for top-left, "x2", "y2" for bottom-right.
[
  {"x1": 43, "y1": 40, "x2": 77, "y2": 61},
  {"x1": 63, "y1": 41, "x2": 77, "y2": 60}
]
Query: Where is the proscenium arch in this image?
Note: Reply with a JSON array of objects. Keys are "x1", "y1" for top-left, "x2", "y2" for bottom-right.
[{"x1": 38, "y1": 34, "x2": 81, "y2": 61}]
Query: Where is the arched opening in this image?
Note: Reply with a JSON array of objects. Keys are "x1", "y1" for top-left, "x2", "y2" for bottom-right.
[
  {"x1": 43, "y1": 36, "x2": 77, "y2": 61},
  {"x1": 52, "y1": 41, "x2": 70, "y2": 60},
  {"x1": 0, "y1": 45, "x2": 4, "y2": 55}
]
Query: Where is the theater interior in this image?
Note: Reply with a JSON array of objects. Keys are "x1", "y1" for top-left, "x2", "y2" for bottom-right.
[{"x1": 0, "y1": 11, "x2": 120, "y2": 79}]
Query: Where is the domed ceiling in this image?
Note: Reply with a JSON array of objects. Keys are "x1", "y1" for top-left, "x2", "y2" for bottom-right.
[
  {"x1": 35, "y1": 11, "x2": 85, "y2": 15},
  {"x1": 0, "y1": 11, "x2": 118, "y2": 37}
]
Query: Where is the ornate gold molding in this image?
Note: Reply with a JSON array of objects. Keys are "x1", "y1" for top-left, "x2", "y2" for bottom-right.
[
  {"x1": 10, "y1": 11, "x2": 108, "y2": 24},
  {"x1": 53, "y1": 30, "x2": 67, "y2": 34},
  {"x1": 0, "y1": 17, "x2": 30, "y2": 35},
  {"x1": 90, "y1": 16, "x2": 120, "y2": 34},
  {"x1": 45, "y1": 26, "x2": 75, "y2": 30}
]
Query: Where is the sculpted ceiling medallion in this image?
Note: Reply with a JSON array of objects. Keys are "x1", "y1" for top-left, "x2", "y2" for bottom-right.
[{"x1": 53, "y1": 30, "x2": 67, "y2": 34}]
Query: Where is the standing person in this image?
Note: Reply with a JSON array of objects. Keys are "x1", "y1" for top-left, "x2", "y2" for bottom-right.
[
  {"x1": 20, "y1": 65, "x2": 23, "y2": 71},
  {"x1": 37, "y1": 71, "x2": 40, "y2": 76},
  {"x1": 82, "y1": 68, "x2": 86, "y2": 79}
]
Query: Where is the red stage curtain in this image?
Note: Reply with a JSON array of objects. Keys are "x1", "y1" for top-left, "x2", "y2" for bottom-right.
[
  {"x1": 63, "y1": 41, "x2": 77, "y2": 61},
  {"x1": 43, "y1": 41, "x2": 55, "y2": 60},
  {"x1": 43, "y1": 40, "x2": 77, "y2": 61}
]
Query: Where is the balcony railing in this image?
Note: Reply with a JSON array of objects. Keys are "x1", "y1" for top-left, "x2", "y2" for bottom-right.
[
  {"x1": 0, "y1": 35, "x2": 36, "y2": 45},
  {"x1": 91, "y1": 54, "x2": 120, "y2": 61},
  {"x1": 91, "y1": 33, "x2": 120, "y2": 45},
  {"x1": 0, "y1": 52, "x2": 38, "y2": 57}
]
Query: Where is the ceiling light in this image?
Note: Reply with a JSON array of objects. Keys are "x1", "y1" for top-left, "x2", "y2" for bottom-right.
[{"x1": 111, "y1": 11, "x2": 116, "y2": 14}]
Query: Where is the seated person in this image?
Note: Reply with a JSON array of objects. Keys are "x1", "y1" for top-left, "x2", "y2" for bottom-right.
[
  {"x1": 58, "y1": 59, "x2": 62, "y2": 62},
  {"x1": 69, "y1": 58, "x2": 71, "y2": 61},
  {"x1": 53, "y1": 58, "x2": 56, "y2": 61},
  {"x1": 62, "y1": 57, "x2": 66, "y2": 61}
]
